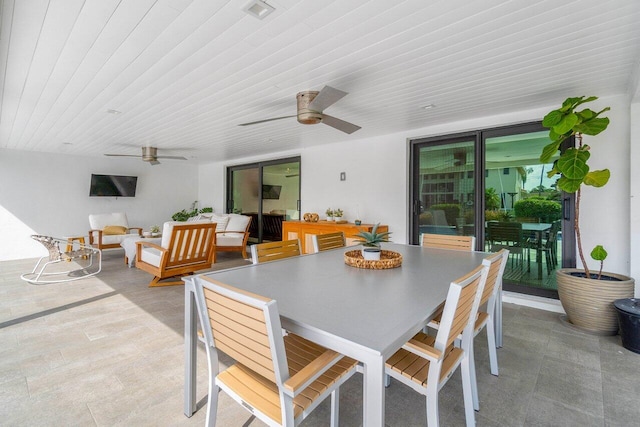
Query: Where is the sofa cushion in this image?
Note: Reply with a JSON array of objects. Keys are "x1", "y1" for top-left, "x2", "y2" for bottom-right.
[
  {"x1": 187, "y1": 213, "x2": 215, "y2": 223},
  {"x1": 89, "y1": 212, "x2": 129, "y2": 230},
  {"x1": 101, "y1": 234, "x2": 129, "y2": 245},
  {"x1": 225, "y1": 214, "x2": 250, "y2": 233},
  {"x1": 210, "y1": 214, "x2": 230, "y2": 231},
  {"x1": 103, "y1": 225, "x2": 127, "y2": 235},
  {"x1": 140, "y1": 247, "x2": 163, "y2": 267},
  {"x1": 217, "y1": 234, "x2": 244, "y2": 247}
]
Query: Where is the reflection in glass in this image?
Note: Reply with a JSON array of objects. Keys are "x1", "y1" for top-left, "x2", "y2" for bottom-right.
[{"x1": 485, "y1": 131, "x2": 562, "y2": 294}]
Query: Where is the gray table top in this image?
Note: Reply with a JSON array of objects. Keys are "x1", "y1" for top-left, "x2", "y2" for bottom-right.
[{"x1": 195, "y1": 243, "x2": 488, "y2": 357}]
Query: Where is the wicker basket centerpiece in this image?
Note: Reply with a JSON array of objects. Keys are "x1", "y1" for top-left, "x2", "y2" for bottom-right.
[{"x1": 344, "y1": 249, "x2": 402, "y2": 269}]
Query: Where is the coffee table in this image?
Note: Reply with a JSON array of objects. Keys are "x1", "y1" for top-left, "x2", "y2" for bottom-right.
[{"x1": 120, "y1": 235, "x2": 161, "y2": 267}]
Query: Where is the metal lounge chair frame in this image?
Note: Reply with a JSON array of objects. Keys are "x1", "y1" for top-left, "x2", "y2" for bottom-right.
[{"x1": 21, "y1": 235, "x2": 102, "y2": 284}]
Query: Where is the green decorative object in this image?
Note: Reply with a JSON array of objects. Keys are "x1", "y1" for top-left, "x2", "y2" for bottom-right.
[{"x1": 354, "y1": 223, "x2": 391, "y2": 248}]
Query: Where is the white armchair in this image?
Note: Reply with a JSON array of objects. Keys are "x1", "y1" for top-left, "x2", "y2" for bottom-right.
[
  {"x1": 88, "y1": 212, "x2": 142, "y2": 250},
  {"x1": 210, "y1": 213, "x2": 252, "y2": 259}
]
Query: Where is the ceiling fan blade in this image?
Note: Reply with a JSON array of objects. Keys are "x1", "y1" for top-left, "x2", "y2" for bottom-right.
[
  {"x1": 149, "y1": 160, "x2": 161, "y2": 166},
  {"x1": 320, "y1": 114, "x2": 361, "y2": 134},
  {"x1": 308, "y1": 86, "x2": 348, "y2": 111},
  {"x1": 156, "y1": 155, "x2": 188, "y2": 160},
  {"x1": 238, "y1": 115, "x2": 296, "y2": 126},
  {"x1": 104, "y1": 154, "x2": 139, "y2": 158}
]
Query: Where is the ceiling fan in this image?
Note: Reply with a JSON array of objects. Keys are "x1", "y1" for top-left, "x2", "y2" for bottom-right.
[
  {"x1": 285, "y1": 167, "x2": 299, "y2": 178},
  {"x1": 104, "y1": 146, "x2": 187, "y2": 166},
  {"x1": 238, "y1": 86, "x2": 361, "y2": 134}
]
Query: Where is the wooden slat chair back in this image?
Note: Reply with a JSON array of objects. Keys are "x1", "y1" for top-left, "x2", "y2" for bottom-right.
[
  {"x1": 421, "y1": 233, "x2": 476, "y2": 251},
  {"x1": 194, "y1": 278, "x2": 358, "y2": 426},
  {"x1": 385, "y1": 263, "x2": 488, "y2": 427},
  {"x1": 135, "y1": 222, "x2": 217, "y2": 287},
  {"x1": 467, "y1": 249, "x2": 510, "y2": 408},
  {"x1": 251, "y1": 239, "x2": 301, "y2": 264},
  {"x1": 311, "y1": 231, "x2": 346, "y2": 253}
]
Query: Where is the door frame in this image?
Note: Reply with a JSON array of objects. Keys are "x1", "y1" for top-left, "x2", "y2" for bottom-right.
[{"x1": 226, "y1": 156, "x2": 301, "y2": 242}]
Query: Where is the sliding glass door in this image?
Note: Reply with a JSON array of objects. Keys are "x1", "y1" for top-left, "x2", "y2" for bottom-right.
[
  {"x1": 411, "y1": 135, "x2": 477, "y2": 243},
  {"x1": 410, "y1": 123, "x2": 574, "y2": 298},
  {"x1": 227, "y1": 157, "x2": 300, "y2": 243}
]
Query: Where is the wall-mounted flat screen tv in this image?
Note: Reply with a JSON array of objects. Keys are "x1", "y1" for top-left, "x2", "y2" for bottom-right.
[
  {"x1": 90, "y1": 174, "x2": 138, "y2": 197},
  {"x1": 262, "y1": 184, "x2": 282, "y2": 200}
]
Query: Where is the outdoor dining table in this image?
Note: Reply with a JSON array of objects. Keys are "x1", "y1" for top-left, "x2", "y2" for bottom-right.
[{"x1": 183, "y1": 243, "x2": 491, "y2": 426}]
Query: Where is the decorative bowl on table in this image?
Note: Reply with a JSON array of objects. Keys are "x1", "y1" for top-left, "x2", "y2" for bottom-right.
[{"x1": 344, "y1": 249, "x2": 402, "y2": 269}]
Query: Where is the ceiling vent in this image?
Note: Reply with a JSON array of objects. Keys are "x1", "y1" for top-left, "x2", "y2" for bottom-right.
[{"x1": 243, "y1": 1, "x2": 274, "y2": 20}]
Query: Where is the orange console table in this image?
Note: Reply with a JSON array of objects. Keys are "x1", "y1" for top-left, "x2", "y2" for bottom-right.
[{"x1": 282, "y1": 221, "x2": 389, "y2": 254}]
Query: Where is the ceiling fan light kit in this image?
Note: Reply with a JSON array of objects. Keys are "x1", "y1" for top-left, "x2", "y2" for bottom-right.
[{"x1": 296, "y1": 91, "x2": 323, "y2": 125}]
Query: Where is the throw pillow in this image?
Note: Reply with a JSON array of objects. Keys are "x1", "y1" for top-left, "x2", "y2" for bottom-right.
[
  {"x1": 103, "y1": 225, "x2": 127, "y2": 235},
  {"x1": 210, "y1": 214, "x2": 230, "y2": 232}
]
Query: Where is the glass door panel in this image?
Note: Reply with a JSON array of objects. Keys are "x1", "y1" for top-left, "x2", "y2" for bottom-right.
[
  {"x1": 229, "y1": 167, "x2": 259, "y2": 215},
  {"x1": 262, "y1": 161, "x2": 300, "y2": 242},
  {"x1": 229, "y1": 166, "x2": 260, "y2": 242},
  {"x1": 227, "y1": 157, "x2": 300, "y2": 244},
  {"x1": 414, "y1": 139, "x2": 476, "y2": 243},
  {"x1": 484, "y1": 129, "x2": 562, "y2": 297}
]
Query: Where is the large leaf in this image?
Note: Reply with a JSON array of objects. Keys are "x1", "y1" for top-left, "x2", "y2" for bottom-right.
[
  {"x1": 553, "y1": 113, "x2": 579, "y2": 134},
  {"x1": 556, "y1": 148, "x2": 590, "y2": 180},
  {"x1": 546, "y1": 163, "x2": 560, "y2": 178},
  {"x1": 561, "y1": 97, "x2": 583, "y2": 111},
  {"x1": 539, "y1": 140, "x2": 562, "y2": 163},
  {"x1": 574, "y1": 116, "x2": 610, "y2": 136},
  {"x1": 557, "y1": 176, "x2": 583, "y2": 193},
  {"x1": 583, "y1": 169, "x2": 610, "y2": 187},
  {"x1": 542, "y1": 110, "x2": 563, "y2": 127},
  {"x1": 590, "y1": 245, "x2": 608, "y2": 261},
  {"x1": 577, "y1": 108, "x2": 595, "y2": 120}
]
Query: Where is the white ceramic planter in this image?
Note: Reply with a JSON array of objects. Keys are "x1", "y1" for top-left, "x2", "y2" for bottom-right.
[{"x1": 362, "y1": 248, "x2": 381, "y2": 261}]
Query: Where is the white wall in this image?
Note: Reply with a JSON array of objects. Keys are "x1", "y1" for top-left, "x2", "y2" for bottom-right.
[
  {"x1": 575, "y1": 95, "x2": 631, "y2": 276},
  {"x1": 0, "y1": 149, "x2": 199, "y2": 260}
]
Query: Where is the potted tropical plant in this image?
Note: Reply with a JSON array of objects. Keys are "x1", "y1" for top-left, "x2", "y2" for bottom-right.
[
  {"x1": 540, "y1": 96, "x2": 634, "y2": 334},
  {"x1": 334, "y1": 208, "x2": 344, "y2": 222},
  {"x1": 172, "y1": 200, "x2": 214, "y2": 221},
  {"x1": 354, "y1": 223, "x2": 391, "y2": 260}
]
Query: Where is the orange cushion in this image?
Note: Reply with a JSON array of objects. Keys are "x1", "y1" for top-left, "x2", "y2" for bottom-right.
[{"x1": 103, "y1": 225, "x2": 127, "y2": 235}]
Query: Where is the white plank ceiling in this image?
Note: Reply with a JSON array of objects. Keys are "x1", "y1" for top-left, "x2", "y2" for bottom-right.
[{"x1": 1, "y1": 0, "x2": 639, "y2": 164}]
